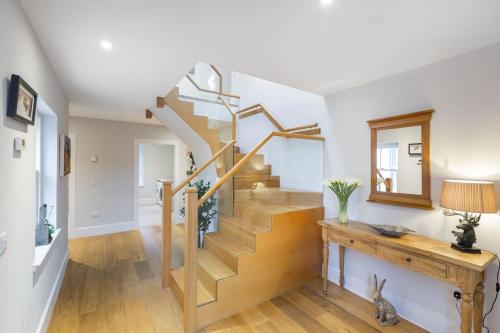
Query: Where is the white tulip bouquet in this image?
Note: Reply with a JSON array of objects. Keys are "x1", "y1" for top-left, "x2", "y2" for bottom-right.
[{"x1": 325, "y1": 176, "x2": 363, "y2": 224}]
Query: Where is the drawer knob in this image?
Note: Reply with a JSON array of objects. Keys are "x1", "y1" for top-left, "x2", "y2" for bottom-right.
[
  {"x1": 349, "y1": 239, "x2": 354, "y2": 244},
  {"x1": 406, "y1": 257, "x2": 412, "y2": 263}
]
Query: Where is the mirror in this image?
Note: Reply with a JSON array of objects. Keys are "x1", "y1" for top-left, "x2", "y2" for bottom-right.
[
  {"x1": 368, "y1": 110, "x2": 433, "y2": 209},
  {"x1": 376, "y1": 126, "x2": 422, "y2": 195}
]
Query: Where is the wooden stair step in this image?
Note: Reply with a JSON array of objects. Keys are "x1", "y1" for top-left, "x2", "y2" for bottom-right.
[
  {"x1": 234, "y1": 175, "x2": 280, "y2": 190},
  {"x1": 218, "y1": 216, "x2": 259, "y2": 248},
  {"x1": 235, "y1": 164, "x2": 272, "y2": 176},
  {"x1": 235, "y1": 153, "x2": 265, "y2": 165},
  {"x1": 220, "y1": 216, "x2": 270, "y2": 235},
  {"x1": 197, "y1": 249, "x2": 236, "y2": 282},
  {"x1": 235, "y1": 188, "x2": 323, "y2": 207},
  {"x1": 203, "y1": 232, "x2": 254, "y2": 272},
  {"x1": 170, "y1": 267, "x2": 216, "y2": 307}
]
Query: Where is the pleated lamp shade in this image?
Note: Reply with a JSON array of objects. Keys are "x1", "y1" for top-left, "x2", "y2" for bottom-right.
[{"x1": 440, "y1": 180, "x2": 497, "y2": 213}]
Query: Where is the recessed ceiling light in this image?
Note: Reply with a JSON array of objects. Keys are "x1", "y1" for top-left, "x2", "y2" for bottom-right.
[
  {"x1": 320, "y1": 0, "x2": 334, "y2": 5},
  {"x1": 101, "y1": 40, "x2": 112, "y2": 50}
]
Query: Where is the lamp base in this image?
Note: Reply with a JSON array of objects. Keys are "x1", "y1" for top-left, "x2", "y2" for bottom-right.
[{"x1": 451, "y1": 243, "x2": 482, "y2": 254}]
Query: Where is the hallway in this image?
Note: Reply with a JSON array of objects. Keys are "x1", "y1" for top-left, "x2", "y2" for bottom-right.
[{"x1": 47, "y1": 228, "x2": 425, "y2": 333}]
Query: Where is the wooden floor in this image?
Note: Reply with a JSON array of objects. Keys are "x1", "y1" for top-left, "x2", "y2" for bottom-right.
[{"x1": 48, "y1": 228, "x2": 426, "y2": 333}]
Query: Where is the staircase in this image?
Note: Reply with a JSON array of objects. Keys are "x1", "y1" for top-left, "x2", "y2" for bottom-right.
[
  {"x1": 156, "y1": 63, "x2": 325, "y2": 331},
  {"x1": 169, "y1": 150, "x2": 324, "y2": 328},
  {"x1": 160, "y1": 86, "x2": 229, "y2": 156}
]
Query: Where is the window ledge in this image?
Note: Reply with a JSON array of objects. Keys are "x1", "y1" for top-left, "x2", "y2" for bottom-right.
[{"x1": 33, "y1": 228, "x2": 61, "y2": 273}]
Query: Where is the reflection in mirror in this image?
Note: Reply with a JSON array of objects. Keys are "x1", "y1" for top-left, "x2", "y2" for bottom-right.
[{"x1": 376, "y1": 126, "x2": 422, "y2": 195}]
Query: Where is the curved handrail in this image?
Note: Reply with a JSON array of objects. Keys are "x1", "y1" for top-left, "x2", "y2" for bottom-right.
[
  {"x1": 199, "y1": 131, "x2": 325, "y2": 204},
  {"x1": 237, "y1": 103, "x2": 318, "y2": 133},
  {"x1": 172, "y1": 140, "x2": 236, "y2": 195}
]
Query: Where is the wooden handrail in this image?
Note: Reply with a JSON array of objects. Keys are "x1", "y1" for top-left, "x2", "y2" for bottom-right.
[
  {"x1": 172, "y1": 140, "x2": 236, "y2": 195},
  {"x1": 237, "y1": 103, "x2": 261, "y2": 114},
  {"x1": 284, "y1": 123, "x2": 319, "y2": 132},
  {"x1": 185, "y1": 73, "x2": 240, "y2": 99},
  {"x1": 217, "y1": 96, "x2": 236, "y2": 116},
  {"x1": 199, "y1": 132, "x2": 324, "y2": 204},
  {"x1": 238, "y1": 104, "x2": 319, "y2": 134}
]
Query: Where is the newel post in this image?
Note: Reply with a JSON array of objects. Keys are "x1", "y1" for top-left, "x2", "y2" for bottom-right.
[
  {"x1": 162, "y1": 180, "x2": 172, "y2": 288},
  {"x1": 184, "y1": 187, "x2": 198, "y2": 333}
]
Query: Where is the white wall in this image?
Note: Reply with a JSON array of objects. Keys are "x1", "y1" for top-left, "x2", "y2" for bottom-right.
[
  {"x1": 323, "y1": 43, "x2": 500, "y2": 332},
  {"x1": 0, "y1": 0, "x2": 69, "y2": 332},
  {"x1": 68, "y1": 116, "x2": 186, "y2": 238},
  {"x1": 139, "y1": 143, "x2": 175, "y2": 202},
  {"x1": 232, "y1": 72, "x2": 329, "y2": 192}
]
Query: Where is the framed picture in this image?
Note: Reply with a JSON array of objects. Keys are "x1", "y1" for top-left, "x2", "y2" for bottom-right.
[
  {"x1": 60, "y1": 135, "x2": 71, "y2": 176},
  {"x1": 7, "y1": 74, "x2": 38, "y2": 125},
  {"x1": 408, "y1": 143, "x2": 422, "y2": 156}
]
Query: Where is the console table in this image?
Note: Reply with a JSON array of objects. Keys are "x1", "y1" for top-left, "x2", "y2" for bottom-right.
[{"x1": 319, "y1": 219, "x2": 496, "y2": 333}]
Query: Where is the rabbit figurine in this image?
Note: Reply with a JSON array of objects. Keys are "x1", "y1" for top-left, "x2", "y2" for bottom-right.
[{"x1": 372, "y1": 274, "x2": 399, "y2": 326}]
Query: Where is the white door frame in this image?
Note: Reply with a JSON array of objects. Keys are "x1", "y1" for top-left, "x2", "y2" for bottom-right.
[
  {"x1": 68, "y1": 133, "x2": 76, "y2": 238},
  {"x1": 133, "y1": 138, "x2": 181, "y2": 228}
]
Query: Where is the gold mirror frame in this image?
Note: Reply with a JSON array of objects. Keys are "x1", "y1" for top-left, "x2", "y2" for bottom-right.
[{"x1": 367, "y1": 110, "x2": 434, "y2": 210}]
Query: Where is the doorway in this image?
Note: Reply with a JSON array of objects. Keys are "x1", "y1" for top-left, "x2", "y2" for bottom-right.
[{"x1": 136, "y1": 142, "x2": 176, "y2": 227}]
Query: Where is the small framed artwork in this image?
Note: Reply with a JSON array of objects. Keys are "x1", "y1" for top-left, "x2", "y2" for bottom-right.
[
  {"x1": 60, "y1": 135, "x2": 71, "y2": 176},
  {"x1": 408, "y1": 143, "x2": 422, "y2": 156},
  {"x1": 7, "y1": 74, "x2": 38, "y2": 125}
]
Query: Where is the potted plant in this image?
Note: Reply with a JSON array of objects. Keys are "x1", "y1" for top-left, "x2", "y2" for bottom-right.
[
  {"x1": 325, "y1": 176, "x2": 363, "y2": 224},
  {"x1": 180, "y1": 180, "x2": 217, "y2": 248}
]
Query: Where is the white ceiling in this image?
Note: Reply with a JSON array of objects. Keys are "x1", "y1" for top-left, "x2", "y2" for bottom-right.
[{"x1": 20, "y1": 0, "x2": 500, "y2": 123}]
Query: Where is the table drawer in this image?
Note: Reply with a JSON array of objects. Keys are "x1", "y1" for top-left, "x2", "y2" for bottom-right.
[
  {"x1": 377, "y1": 245, "x2": 447, "y2": 280},
  {"x1": 328, "y1": 230, "x2": 377, "y2": 256}
]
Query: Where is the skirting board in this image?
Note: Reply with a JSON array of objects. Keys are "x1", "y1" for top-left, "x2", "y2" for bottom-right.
[
  {"x1": 36, "y1": 251, "x2": 69, "y2": 333},
  {"x1": 72, "y1": 221, "x2": 137, "y2": 239}
]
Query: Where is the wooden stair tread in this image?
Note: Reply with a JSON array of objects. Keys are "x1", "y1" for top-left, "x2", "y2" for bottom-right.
[
  {"x1": 219, "y1": 216, "x2": 269, "y2": 234},
  {"x1": 234, "y1": 174, "x2": 279, "y2": 180},
  {"x1": 171, "y1": 267, "x2": 216, "y2": 307},
  {"x1": 204, "y1": 232, "x2": 254, "y2": 257},
  {"x1": 197, "y1": 249, "x2": 236, "y2": 281}
]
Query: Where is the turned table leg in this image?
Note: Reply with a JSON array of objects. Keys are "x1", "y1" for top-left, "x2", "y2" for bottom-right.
[
  {"x1": 473, "y1": 283, "x2": 485, "y2": 333},
  {"x1": 322, "y1": 228, "x2": 329, "y2": 296},
  {"x1": 461, "y1": 292, "x2": 473, "y2": 333},
  {"x1": 339, "y1": 245, "x2": 345, "y2": 288}
]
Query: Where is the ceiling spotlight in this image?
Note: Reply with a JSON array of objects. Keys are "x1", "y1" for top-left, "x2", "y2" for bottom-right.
[
  {"x1": 101, "y1": 40, "x2": 112, "y2": 51},
  {"x1": 320, "y1": 0, "x2": 334, "y2": 5}
]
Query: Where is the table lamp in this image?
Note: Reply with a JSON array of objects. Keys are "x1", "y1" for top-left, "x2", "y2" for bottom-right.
[{"x1": 440, "y1": 180, "x2": 497, "y2": 254}]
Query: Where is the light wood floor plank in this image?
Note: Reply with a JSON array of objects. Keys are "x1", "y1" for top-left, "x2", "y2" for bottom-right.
[{"x1": 48, "y1": 228, "x2": 426, "y2": 333}]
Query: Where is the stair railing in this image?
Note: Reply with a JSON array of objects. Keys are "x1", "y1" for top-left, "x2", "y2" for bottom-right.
[
  {"x1": 184, "y1": 64, "x2": 238, "y2": 141},
  {"x1": 179, "y1": 131, "x2": 324, "y2": 332},
  {"x1": 161, "y1": 140, "x2": 236, "y2": 288},
  {"x1": 237, "y1": 103, "x2": 320, "y2": 135}
]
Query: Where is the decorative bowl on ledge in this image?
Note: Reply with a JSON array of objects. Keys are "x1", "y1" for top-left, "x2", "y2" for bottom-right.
[{"x1": 369, "y1": 224, "x2": 415, "y2": 238}]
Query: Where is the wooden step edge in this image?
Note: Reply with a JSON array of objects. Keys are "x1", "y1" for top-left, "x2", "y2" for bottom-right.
[
  {"x1": 170, "y1": 267, "x2": 217, "y2": 307},
  {"x1": 218, "y1": 218, "x2": 257, "y2": 249},
  {"x1": 203, "y1": 233, "x2": 255, "y2": 272},
  {"x1": 219, "y1": 216, "x2": 270, "y2": 236},
  {"x1": 197, "y1": 249, "x2": 237, "y2": 282},
  {"x1": 234, "y1": 175, "x2": 280, "y2": 180}
]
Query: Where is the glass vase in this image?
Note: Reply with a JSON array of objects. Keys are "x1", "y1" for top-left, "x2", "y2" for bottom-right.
[{"x1": 338, "y1": 198, "x2": 349, "y2": 224}]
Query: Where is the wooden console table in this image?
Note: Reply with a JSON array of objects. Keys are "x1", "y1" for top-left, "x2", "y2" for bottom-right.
[{"x1": 319, "y1": 219, "x2": 496, "y2": 333}]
